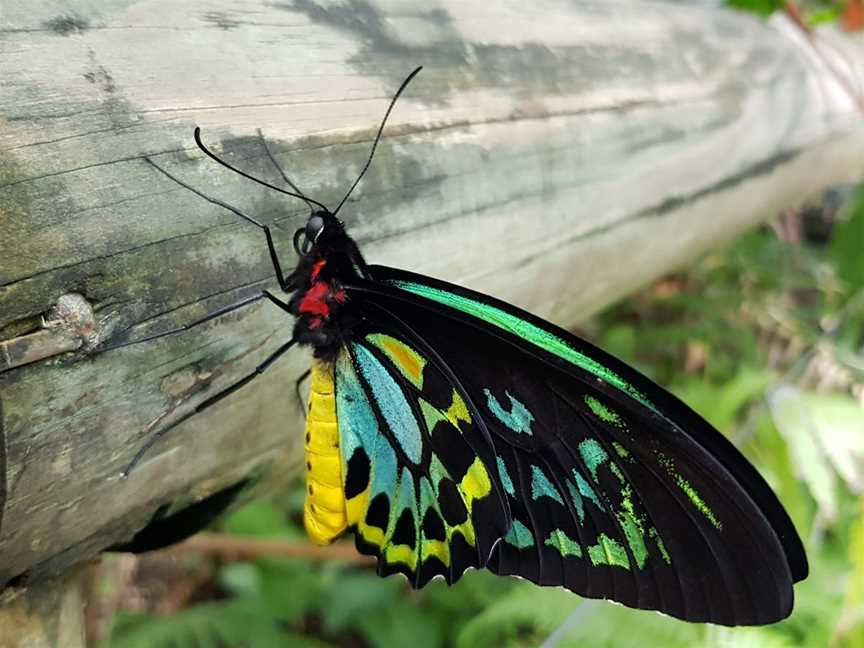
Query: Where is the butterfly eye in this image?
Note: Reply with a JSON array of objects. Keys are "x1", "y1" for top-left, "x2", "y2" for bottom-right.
[
  {"x1": 293, "y1": 214, "x2": 327, "y2": 256},
  {"x1": 305, "y1": 214, "x2": 325, "y2": 243}
]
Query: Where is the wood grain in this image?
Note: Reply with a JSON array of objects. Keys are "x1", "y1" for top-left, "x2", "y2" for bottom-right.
[
  {"x1": 0, "y1": 569, "x2": 85, "y2": 648},
  {"x1": 1, "y1": 0, "x2": 863, "y2": 591}
]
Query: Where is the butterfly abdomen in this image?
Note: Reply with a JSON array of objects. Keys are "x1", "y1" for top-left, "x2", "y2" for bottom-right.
[{"x1": 303, "y1": 359, "x2": 348, "y2": 544}]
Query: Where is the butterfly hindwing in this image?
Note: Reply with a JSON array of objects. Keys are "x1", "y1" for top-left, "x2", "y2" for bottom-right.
[
  {"x1": 336, "y1": 266, "x2": 806, "y2": 626},
  {"x1": 334, "y1": 336, "x2": 509, "y2": 587}
]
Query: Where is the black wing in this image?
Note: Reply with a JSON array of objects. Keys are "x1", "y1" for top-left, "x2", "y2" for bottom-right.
[{"x1": 338, "y1": 264, "x2": 806, "y2": 626}]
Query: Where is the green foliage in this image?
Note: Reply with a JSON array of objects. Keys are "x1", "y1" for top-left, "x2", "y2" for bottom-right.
[
  {"x1": 726, "y1": 0, "x2": 785, "y2": 17},
  {"x1": 808, "y1": 6, "x2": 844, "y2": 25},
  {"x1": 830, "y1": 185, "x2": 864, "y2": 298},
  {"x1": 554, "y1": 602, "x2": 703, "y2": 648},
  {"x1": 110, "y1": 601, "x2": 333, "y2": 648},
  {"x1": 770, "y1": 385, "x2": 842, "y2": 521},
  {"x1": 221, "y1": 499, "x2": 304, "y2": 538},
  {"x1": 108, "y1": 492, "x2": 515, "y2": 648},
  {"x1": 675, "y1": 366, "x2": 774, "y2": 434},
  {"x1": 455, "y1": 583, "x2": 577, "y2": 648},
  {"x1": 842, "y1": 511, "x2": 864, "y2": 647},
  {"x1": 109, "y1": 189, "x2": 864, "y2": 647},
  {"x1": 725, "y1": 0, "x2": 847, "y2": 27}
]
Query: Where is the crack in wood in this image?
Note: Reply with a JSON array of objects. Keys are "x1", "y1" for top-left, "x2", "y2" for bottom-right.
[
  {"x1": 0, "y1": 221, "x2": 244, "y2": 290},
  {"x1": 0, "y1": 150, "x2": 186, "y2": 192}
]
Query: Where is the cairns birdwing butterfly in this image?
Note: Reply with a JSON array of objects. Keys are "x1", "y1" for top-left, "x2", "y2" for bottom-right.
[{"x1": 108, "y1": 67, "x2": 807, "y2": 626}]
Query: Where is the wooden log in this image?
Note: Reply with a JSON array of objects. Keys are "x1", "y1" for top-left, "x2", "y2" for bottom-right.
[
  {"x1": 1, "y1": 0, "x2": 863, "y2": 599},
  {"x1": 0, "y1": 569, "x2": 85, "y2": 648}
]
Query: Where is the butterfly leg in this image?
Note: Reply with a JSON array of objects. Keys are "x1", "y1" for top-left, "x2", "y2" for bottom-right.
[
  {"x1": 99, "y1": 290, "x2": 291, "y2": 353},
  {"x1": 294, "y1": 368, "x2": 311, "y2": 417},
  {"x1": 145, "y1": 158, "x2": 297, "y2": 292},
  {"x1": 121, "y1": 336, "x2": 297, "y2": 478}
]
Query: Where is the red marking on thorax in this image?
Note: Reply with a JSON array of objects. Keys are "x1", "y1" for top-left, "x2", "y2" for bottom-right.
[
  {"x1": 299, "y1": 260, "x2": 347, "y2": 321},
  {"x1": 299, "y1": 281, "x2": 332, "y2": 317},
  {"x1": 311, "y1": 259, "x2": 326, "y2": 280}
]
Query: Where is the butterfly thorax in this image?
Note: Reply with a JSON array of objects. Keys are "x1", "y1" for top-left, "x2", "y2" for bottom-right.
[{"x1": 289, "y1": 214, "x2": 367, "y2": 360}]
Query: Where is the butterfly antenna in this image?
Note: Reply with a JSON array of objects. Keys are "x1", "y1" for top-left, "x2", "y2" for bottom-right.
[
  {"x1": 194, "y1": 127, "x2": 331, "y2": 213},
  {"x1": 256, "y1": 128, "x2": 315, "y2": 216},
  {"x1": 332, "y1": 66, "x2": 423, "y2": 216}
]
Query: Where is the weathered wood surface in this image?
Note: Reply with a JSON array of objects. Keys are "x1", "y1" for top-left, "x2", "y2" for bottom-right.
[
  {"x1": 0, "y1": 569, "x2": 85, "y2": 648},
  {"x1": 1, "y1": 0, "x2": 863, "y2": 594}
]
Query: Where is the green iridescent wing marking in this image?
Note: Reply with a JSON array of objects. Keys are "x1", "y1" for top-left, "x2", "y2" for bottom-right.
[
  {"x1": 388, "y1": 279, "x2": 655, "y2": 411},
  {"x1": 338, "y1": 267, "x2": 807, "y2": 626}
]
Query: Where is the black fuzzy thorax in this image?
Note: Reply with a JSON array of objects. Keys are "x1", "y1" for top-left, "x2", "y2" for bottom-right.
[{"x1": 288, "y1": 214, "x2": 368, "y2": 362}]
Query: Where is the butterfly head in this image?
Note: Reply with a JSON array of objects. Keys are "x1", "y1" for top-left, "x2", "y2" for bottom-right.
[{"x1": 293, "y1": 210, "x2": 346, "y2": 257}]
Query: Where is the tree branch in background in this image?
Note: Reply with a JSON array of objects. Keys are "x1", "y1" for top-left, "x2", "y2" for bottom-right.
[{"x1": 165, "y1": 533, "x2": 375, "y2": 566}]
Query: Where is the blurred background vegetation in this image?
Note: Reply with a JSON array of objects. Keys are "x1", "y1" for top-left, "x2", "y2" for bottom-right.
[{"x1": 82, "y1": 2, "x2": 863, "y2": 646}]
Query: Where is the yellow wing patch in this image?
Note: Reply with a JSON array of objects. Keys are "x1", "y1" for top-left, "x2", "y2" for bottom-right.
[
  {"x1": 366, "y1": 333, "x2": 426, "y2": 389},
  {"x1": 422, "y1": 539, "x2": 450, "y2": 566},
  {"x1": 419, "y1": 391, "x2": 472, "y2": 437},
  {"x1": 445, "y1": 391, "x2": 471, "y2": 428},
  {"x1": 460, "y1": 457, "x2": 492, "y2": 514}
]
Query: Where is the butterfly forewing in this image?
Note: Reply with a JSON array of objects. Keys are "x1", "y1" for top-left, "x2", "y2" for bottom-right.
[
  {"x1": 334, "y1": 265, "x2": 805, "y2": 626},
  {"x1": 369, "y1": 266, "x2": 807, "y2": 583}
]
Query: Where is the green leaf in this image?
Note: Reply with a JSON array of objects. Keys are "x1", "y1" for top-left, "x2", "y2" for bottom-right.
[
  {"x1": 830, "y1": 186, "x2": 864, "y2": 296},
  {"x1": 218, "y1": 562, "x2": 261, "y2": 597},
  {"x1": 255, "y1": 558, "x2": 323, "y2": 622},
  {"x1": 358, "y1": 601, "x2": 444, "y2": 648},
  {"x1": 749, "y1": 412, "x2": 811, "y2": 539},
  {"x1": 598, "y1": 324, "x2": 637, "y2": 363},
  {"x1": 803, "y1": 392, "x2": 864, "y2": 493},
  {"x1": 778, "y1": 547, "x2": 847, "y2": 647},
  {"x1": 317, "y1": 571, "x2": 404, "y2": 631},
  {"x1": 554, "y1": 600, "x2": 703, "y2": 648},
  {"x1": 222, "y1": 499, "x2": 298, "y2": 537},
  {"x1": 703, "y1": 626, "x2": 797, "y2": 648},
  {"x1": 837, "y1": 500, "x2": 864, "y2": 648},
  {"x1": 768, "y1": 385, "x2": 840, "y2": 521},
  {"x1": 725, "y1": 0, "x2": 785, "y2": 17},
  {"x1": 109, "y1": 599, "x2": 327, "y2": 648},
  {"x1": 456, "y1": 583, "x2": 577, "y2": 648},
  {"x1": 768, "y1": 387, "x2": 864, "y2": 495},
  {"x1": 673, "y1": 367, "x2": 773, "y2": 433},
  {"x1": 807, "y1": 7, "x2": 843, "y2": 26}
]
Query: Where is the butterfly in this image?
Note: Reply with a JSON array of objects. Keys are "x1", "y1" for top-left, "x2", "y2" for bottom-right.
[{"x1": 116, "y1": 67, "x2": 807, "y2": 626}]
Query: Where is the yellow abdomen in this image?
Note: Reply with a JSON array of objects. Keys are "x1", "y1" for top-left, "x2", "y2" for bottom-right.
[{"x1": 303, "y1": 359, "x2": 348, "y2": 544}]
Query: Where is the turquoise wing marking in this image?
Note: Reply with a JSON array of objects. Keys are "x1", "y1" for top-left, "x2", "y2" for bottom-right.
[
  {"x1": 353, "y1": 343, "x2": 424, "y2": 465},
  {"x1": 334, "y1": 338, "x2": 506, "y2": 588}
]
